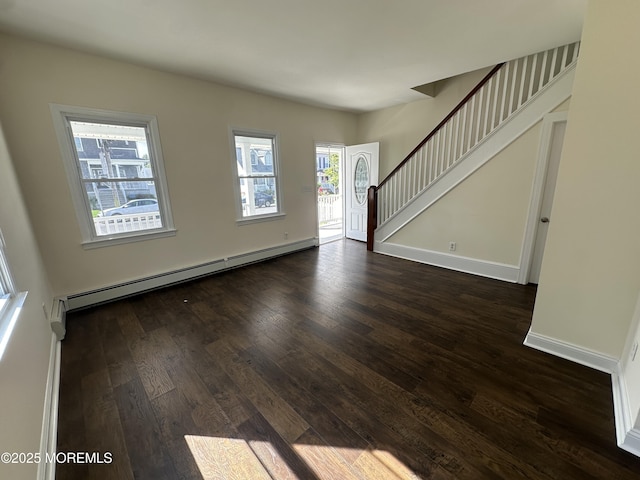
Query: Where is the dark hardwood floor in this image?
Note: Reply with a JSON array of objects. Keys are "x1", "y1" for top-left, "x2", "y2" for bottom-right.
[{"x1": 57, "y1": 239, "x2": 640, "y2": 479}]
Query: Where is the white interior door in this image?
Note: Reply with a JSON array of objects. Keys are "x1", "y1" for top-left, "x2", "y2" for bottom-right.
[
  {"x1": 345, "y1": 142, "x2": 379, "y2": 241},
  {"x1": 529, "y1": 121, "x2": 566, "y2": 283}
]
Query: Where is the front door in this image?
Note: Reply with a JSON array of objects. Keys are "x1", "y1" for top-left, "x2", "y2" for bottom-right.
[{"x1": 345, "y1": 142, "x2": 379, "y2": 241}]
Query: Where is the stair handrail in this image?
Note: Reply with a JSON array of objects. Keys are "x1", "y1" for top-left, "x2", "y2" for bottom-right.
[
  {"x1": 376, "y1": 63, "x2": 504, "y2": 191},
  {"x1": 367, "y1": 42, "x2": 580, "y2": 250},
  {"x1": 367, "y1": 63, "x2": 504, "y2": 250}
]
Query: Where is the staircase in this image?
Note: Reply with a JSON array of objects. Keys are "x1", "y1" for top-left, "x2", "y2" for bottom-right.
[{"x1": 368, "y1": 42, "x2": 580, "y2": 252}]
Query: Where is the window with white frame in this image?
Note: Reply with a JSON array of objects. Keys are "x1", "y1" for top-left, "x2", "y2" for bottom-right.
[
  {"x1": 0, "y1": 234, "x2": 14, "y2": 318},
  {"x1": 232, "y1": 130, "x2": 281, "y2": 220},
  {"x1": 50, "y1": 105, "x2": 174, "y2": 247},
  {"x1": 0, "y1": 228, "x2": 26, "y2": 362}
]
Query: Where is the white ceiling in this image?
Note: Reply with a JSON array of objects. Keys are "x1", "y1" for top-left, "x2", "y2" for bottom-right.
[{"x1": 0, "y1": 0, "x2": 587, "y2": 112}]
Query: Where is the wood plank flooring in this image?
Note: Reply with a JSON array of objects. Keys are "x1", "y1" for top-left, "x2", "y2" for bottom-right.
[{"x1": 56, "y1": 239, "x2": 640, "y2": 479}]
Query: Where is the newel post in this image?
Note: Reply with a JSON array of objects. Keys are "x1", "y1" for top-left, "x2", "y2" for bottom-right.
[{"x1": 367, "y1": 185, "x2": 377, "y2": 251}]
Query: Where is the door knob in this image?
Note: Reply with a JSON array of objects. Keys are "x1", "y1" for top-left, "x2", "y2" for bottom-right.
[{"x1": 540, "y1": 217, "x2": 549, "y2": 223}]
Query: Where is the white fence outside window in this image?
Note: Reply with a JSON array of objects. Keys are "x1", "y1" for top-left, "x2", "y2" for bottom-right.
[{"x1": 94, "y1": 213, "x2": 163, "y2": 236}]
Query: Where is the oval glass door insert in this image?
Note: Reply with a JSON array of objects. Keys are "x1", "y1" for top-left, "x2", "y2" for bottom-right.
[{"x1": 354, "y1": 156, "x2": 369, "y2": 205}]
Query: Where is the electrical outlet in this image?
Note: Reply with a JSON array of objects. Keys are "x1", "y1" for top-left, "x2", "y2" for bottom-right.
[
  {"x1": 632, "y1": 341, "x2": 639, "y2": 362},
  {"x1": 449, "y1": 242, "x2": 456, "y2": 252},
  {"x1": 284, "y1": 232, "x2": 288, "y2": 239}
]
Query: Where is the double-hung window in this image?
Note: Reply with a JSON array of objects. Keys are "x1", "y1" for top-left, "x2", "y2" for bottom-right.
[
  {"x1": 50, "y1": 105, "x2": 174, "y2": 247},
  {"x1": 232, "y1": 130, "x2": 282, "y2": 221},
  {"x1": 0, "y1": 232, "x2": 15, "y2": 318},
  {"x1": 0, "y1": 228, "x2": 25, "y2": 361}
]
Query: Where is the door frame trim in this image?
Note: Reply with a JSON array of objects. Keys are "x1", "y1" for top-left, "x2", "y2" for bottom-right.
[
  {"x1": 517, "y1": 111, "x2": 568, "y2": 284},
  {"x1": 315, "y1": 142, "x2": 345, "y2": 244}
]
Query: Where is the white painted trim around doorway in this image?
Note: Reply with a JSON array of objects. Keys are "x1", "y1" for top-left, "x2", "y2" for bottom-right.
[
  {"x1": 315, "y1": 143, "x2": 345, "y2": 244},
  {"x1": 517, "y1": 111, "x2": 568, "y2": 284}
]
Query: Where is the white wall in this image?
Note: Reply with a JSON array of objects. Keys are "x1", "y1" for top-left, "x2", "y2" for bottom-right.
[
  {"x1": 0, "y1": 121, "x2": 55, "y2": 479},
  {"x1": 530, "y1": 0, "x2": 640, "y2": 359},
  {"x1": 387, "y1": 122, "x2": 542, "y2": 265},
  {"x1": 357, "y1": 68, "x2": 491, "y2": 178},
  {"x1": 0, "y1": 34, "x2": 357, "y2": 298},
  {"x1": 358, "y1": 56, "x2": 572, "y2": 272}
]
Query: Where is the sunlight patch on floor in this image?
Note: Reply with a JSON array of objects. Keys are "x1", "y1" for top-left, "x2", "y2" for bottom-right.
[
  {"x1": 185, "y1": 434, "x2": 420, "y2": 480},
  {"x1": 185, "y1": 435, "x2": 271, "y2": 479}
]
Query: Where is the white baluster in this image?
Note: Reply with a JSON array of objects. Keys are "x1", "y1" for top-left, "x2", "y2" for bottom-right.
[
  {"x1": 499, "y1": 62, "x2": 509, "y2": 124},
  {"x1": 424, "y1": 143, "x2": 430, "y2": 189},
  {"x1": 460, "y1": 102, "x2": 468, "y2": 157},
  {"x1": 482, "y1": 77, "x2": 492, "y2": 139},
  {"x1": 451, "y1": 108, "x2": 464, "y2": 164},
  {"x1": 468, "y1": 92, "x2": 477, "y2": 152},
  {"x1": 508, "y1": 58, "x2": 518, "y2": 116},
  {"x1": 527, "y1": 53, "x2": 538, "y2": 100},
  {"x1": 490, "y1": 69, "x2": 500, "y2": 132},
  {"x1": 476, "y1": 87, "x2": 484, "y2": 144},
  {"x1": 539, "y1": 50, "x2": 549, "y2": 92},
  {"x1": 517, "y1": 56, "x2": 528, "y2": 108},
  {"x1": 403, "y1": 162, "x2": 408, "y2": 206},
  {"x1": 549, "y1": 47, "x2": 559, "y2": 80},
  {"x1": 429, "y1": 141, "x2": 435, "y2": 186},
  {"x1": 445, "y1": 119, "x2": 451, "y2": 169}
]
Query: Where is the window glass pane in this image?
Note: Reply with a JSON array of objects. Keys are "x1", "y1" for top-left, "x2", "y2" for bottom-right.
[
  {"x1": 235, "y1": 135, "x2": 274, "y2": 176},
  {"x1": 69, "y1": 121, "x2": 151, "y2": 180},
  {"x1": 65, "y1": 119, "x2": 165, "y2": 237},
  {"x1": 88, "y1": 180, "x2": 160, "y2": 230},
  {"x1": 240, "y1": 178, "x2": 277, "y2": 218},
  {"x1": 92, "y1": 186, "x2": 163, "y2": 237},
  {"x1": 52, "y1": 105, "x2": 174, "y2": 244},
  {"x1": 233, "y1": 131, "x2": 280, "y2": 220},
  {"x1": 0, "y1": 227, "x2": 14, "y2": 305}
]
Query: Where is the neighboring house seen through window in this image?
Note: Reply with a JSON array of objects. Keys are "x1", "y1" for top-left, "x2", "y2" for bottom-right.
[
  {"x1": 233, "y1": 130, "x2": 281, "y2": 220},
  {"x1": 50, "y1": 105, "x2": 174, "y2": 247}
]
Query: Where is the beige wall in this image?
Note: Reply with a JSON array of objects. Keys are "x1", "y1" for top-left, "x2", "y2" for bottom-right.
[
  {"x1": 0, "y1": 34, "x2": 357, "y2": 296},
  {"x1": 360, "y1": 68, "x2": 570, "y2": 269},
  {"x1": 530, "y1": 0, "x2": 640, "y2": 358},
  {"x1": 0, "y1": 121, "x2": 55, "y2": 479},
  {"x1": 386, "y1": 122, "x2": 542, "y2": 265},
  {"x1": 357, "y1": 68, "x2": 491, "y2": 178}
]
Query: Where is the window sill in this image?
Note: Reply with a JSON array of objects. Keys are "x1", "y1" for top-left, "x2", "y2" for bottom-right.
[
  {"x1": 82, "y1": 228, "x2": 177, "y2": 250},
  {"x1": 236, "y1": 212, "x2": 286, "y2": 226}
]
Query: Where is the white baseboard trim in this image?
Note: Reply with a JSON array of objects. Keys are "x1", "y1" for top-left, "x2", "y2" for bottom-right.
[
  {"x1": 38, "y1": 333, "x2": 61, "y2": 480},
  {"x1": 525, "y1": 330, "x2": 640, "y2": 458},
  {"x1": 374, "y1": 241, "x2": 519, "y2": 283},
  {"x1": 67, "y1": 238, "x2": 318, "y2": 310},
  {"x1": 611, "y1": 370, "x2": 640, "y2": 457},
  {"x1": 524, "y1": 329, "x2": 618, "y2": 373}
]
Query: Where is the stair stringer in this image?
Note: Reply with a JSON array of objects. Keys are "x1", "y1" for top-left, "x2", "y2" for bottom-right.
[{"x1": 374, "y1": 64, "x2": 576, "y2": 248}]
